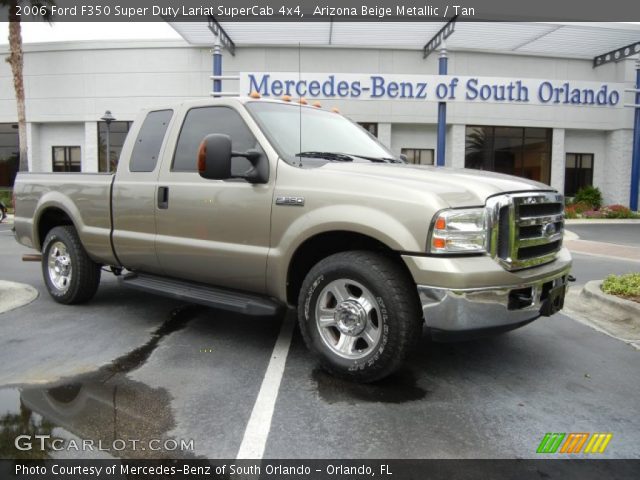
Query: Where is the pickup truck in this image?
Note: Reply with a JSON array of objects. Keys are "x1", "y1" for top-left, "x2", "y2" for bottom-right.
[{"x1": 14, "y1": 97, "x2": 572, "y2": 382}]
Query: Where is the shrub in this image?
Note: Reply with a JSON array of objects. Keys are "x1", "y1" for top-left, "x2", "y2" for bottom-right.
[
  {"x1": 602, "y1": 273, "x2": 640, "y2": 301},
  {"x1": 0, "y1": 188, "x2": 12, "y2": 214},
  {"x1": 571, "y1": 201, "x2": 592, "y2": 214},
  {"x1": 601, "y1": 204, "x2": 634, "y2": 219},
  {"x1": 574, "y1": 186, "x2": 603, "y2": 210},
  {"x1": 581, "y1": 209, "x2": 604, "y2": 218},
  {"x1": 564, "y1": 205, "x2": 578, "y2": 219}
]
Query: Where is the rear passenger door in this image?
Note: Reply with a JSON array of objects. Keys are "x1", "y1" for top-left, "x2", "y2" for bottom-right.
[
  {"x1": 154, "y1": 105, "x2": 275, "y2": 294},
  {"x1": 112, "y1": 109, "x2": 173, "y2": 273}
]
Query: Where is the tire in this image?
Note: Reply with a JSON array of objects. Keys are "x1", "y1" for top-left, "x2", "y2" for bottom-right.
[
  {"x1": 41, "y1": 225, "x2": 101, "y2": 304},
  {"x1": 298, "y1": 250, "x2": 422, "y2": 383}
]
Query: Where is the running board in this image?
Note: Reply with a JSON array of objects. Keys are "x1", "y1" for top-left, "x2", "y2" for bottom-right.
[{"x1": 119, "y1": 273, "x2": 282, "y2": 316}]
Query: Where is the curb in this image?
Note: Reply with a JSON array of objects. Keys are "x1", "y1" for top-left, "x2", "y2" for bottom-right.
[
  {"x1": 564, "y1": 280, "x2": 640, "y2": 348},
  {"x1": 565, "y1": 219, "x2": 640, "y2": 225},
  {"x1": 0, "y1": 280, "x2": 39, "y2": 315}
]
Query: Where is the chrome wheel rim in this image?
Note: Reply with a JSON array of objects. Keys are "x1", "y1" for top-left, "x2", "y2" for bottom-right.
[
  {"x1": 47, "y1": 241, "x2": 72, "y2": 293},
  {"x1": 315, "y1": 279, "x2": 383, "y2": 360}
]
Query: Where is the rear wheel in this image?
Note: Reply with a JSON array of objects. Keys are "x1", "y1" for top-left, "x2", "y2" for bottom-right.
[
  {"x1": 298, "y1": 251, "x2": 422, "y2": 383},
  {"x1": 42, "y1": 226, "x2": 101, "y2": 304}
]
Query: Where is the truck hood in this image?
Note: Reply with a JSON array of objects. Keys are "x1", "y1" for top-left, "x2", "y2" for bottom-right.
[{"x1": 319, "y1": 162, "x2": 553, "y2": 207}]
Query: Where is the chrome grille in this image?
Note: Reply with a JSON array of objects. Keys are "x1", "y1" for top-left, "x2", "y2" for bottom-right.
[{"x1": 486, "y1": 192, "x2": 564, "y2": 271}]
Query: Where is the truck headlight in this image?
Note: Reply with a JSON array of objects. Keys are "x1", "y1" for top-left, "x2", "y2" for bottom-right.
[{"x1": 429, "y1": 208, "x2": 487, "y2": 254}]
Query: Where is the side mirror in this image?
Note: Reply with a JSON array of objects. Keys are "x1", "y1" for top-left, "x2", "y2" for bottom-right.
[
  {"x1": 197, "y1": 134, "x2": 269, "y2": 184},
  {"x1": 399, "y1": 154, "x2": 408, "y2": 163},
  {"x1": 198, "y1": 134, "x2": 233, "y2": 180}
]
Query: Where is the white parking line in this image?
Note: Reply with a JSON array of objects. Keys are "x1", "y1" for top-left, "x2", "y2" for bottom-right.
[{"x1": 236, "y1": 310, "x2": 296, "y2": 459}]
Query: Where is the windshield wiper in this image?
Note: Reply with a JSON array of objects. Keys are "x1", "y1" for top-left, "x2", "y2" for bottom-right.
[
  {"x1": 345, "y1": 154, "x2": 402, "y2": 163},
  {"x1": 295, "y1": 151, "x2": 354, "y2": 162}
]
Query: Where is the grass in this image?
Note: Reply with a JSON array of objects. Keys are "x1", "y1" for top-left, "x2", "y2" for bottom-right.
[{"x1": 601, "y1": 273, "x2": 640, "y2": 304}]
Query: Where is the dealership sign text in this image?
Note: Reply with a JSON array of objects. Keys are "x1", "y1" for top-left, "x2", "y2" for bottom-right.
[{"x1": 241, "y1": 73, "x2": 623, "y2": 107}]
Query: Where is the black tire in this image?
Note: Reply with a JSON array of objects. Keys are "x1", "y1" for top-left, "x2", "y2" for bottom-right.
[
  {"x1": 298, "y1": 250, "x2": 422, "y2": 383},
  {"x1": 41, "y1": 225, "x2": 101, "y2": 304}
]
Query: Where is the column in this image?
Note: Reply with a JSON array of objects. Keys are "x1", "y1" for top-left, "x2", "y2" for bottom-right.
[
  {"x1": 377, "y1": 123, "x2": 392, "y2": 150},
  {"x1": 84, "y1": 121, "x2": 99, "y2": 173},
  {"x1": 446, "y1": 124, "x2": 465, "y2": 168},
  {"x1": 550, "y1": 128, "x2": 565, "y2": 194}
]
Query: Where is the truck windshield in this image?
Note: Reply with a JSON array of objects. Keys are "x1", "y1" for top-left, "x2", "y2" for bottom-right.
[{"x1": 246, "y1": 101, "x2": 397, "y2": 165}]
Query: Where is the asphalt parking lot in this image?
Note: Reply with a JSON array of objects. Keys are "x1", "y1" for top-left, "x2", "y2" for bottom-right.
[{"x1": 0, "y1": 221, "x2": 639, "y2": 460}]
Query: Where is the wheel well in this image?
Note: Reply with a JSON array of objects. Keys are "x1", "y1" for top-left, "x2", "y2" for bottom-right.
[
  {"x1": 37, "y1": 208, "x2": 74, "y2": 250},
  {"x1": 286, "y1": 231, "x2": 410, "y2": 305}
]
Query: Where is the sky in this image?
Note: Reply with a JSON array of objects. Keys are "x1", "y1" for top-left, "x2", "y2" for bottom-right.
[{"x1": 0, "y1": 22, "x2": 183, "y2": 44}]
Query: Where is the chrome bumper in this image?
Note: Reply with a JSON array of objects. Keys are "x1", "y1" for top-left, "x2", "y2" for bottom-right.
[{"x1": 417, "y1": 264, "x2": 571, "y2": 333}]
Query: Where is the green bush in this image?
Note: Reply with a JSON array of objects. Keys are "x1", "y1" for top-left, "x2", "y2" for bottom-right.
[
  {"x1": 0, "y1": 189, "x2": 12, "y2": 213},
  {"x1": 574, "y1": 186, "x2": 603, "y2": 210},
  {"x1": 602, "y1": 273, "x2": 640, "y2": 299}
]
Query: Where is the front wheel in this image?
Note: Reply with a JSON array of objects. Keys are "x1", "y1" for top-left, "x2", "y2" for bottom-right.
[
  {"x1": 298, "y1": 251, "x2": 422, "y2": 383},
  {"x1": 42, "y1": 225, "x2": 101, "y2": 304}
]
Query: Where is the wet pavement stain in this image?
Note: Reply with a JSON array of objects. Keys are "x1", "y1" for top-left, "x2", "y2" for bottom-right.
[
  {"x1": 0, "y1": 304, "x2": 203, "y2": 460},
  {"x1": 312, "y1": 368, "x2": 427, "y2": 404}
]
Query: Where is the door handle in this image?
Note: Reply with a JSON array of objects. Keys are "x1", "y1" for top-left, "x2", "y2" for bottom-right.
[{"x1": 157, "y1": 186, "x2": 169, "y2": 209}]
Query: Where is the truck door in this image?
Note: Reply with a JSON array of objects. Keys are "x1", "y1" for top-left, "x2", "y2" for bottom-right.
[
  {"x1": 154, "y1": 105, "x2": 274, "y2": 294},
  {"x1": 111, "y1": 109, "x2": 174, "y2": 273}
]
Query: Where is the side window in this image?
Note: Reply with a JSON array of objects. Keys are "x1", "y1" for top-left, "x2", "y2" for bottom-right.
[
  {"x1": 130, "y1": 109, "x2": 173, "y2": 172},
  {"x1": 172, "y1": 107, "x2": 259, "y2": 173}
]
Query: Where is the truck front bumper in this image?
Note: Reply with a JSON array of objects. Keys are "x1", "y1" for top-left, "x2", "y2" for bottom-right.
[{"x1": 405, "y1": 249, "x2": 572, "y2": 338}]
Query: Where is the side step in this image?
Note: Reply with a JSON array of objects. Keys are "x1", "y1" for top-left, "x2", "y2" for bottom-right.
[{"x1": 119, "y1": 273, "x2": 283, "y2": 316}]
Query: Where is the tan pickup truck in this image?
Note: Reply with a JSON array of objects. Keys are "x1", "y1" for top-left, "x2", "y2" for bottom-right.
[{"x1": 14, "y1": 97, "x2": 572, "y2": 382}]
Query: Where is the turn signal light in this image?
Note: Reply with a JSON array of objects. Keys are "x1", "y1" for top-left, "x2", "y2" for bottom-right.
[
  {"x1": 435, "y1": 217, "x2": 446, "y2": 230},
  {"x1": 432, "y1": 238, "x2": 446, "y2": 249},
  {"x1": 197, "y1": 142, "x2": 207, "y2": 173}
]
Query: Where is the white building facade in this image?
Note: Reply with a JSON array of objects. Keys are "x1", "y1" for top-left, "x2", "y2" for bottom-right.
[{"x1": 0, "y1": 37, "x2": 637, "y2": 206}]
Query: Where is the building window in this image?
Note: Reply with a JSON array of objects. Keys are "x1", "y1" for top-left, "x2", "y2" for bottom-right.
[
  {"x1": 401, "y1": 148, "x2": 434, "y2": 165},
  {"x1": 465, "y1": 126, "x2": 552, "y2": 184},
  {"x1": 98, "y1": 121, "x2": 132, "y2": 172},
  {"x1": 0, "y1": 123, "x2": 19, "y2": 187},
  {"x1": 52, "y1": 146, "x2": 81, "y2": 172},
  {"x1": 358, "y1": 123, "x2": 378, "y2": 137},
  {"x1": 565, "y1": 153, "x2": 594, "y2": 197}
]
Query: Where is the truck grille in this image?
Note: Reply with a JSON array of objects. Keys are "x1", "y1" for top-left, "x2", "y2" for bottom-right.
[{"x1": 487, "y1": 192, "x2": 564, "y2": 271}]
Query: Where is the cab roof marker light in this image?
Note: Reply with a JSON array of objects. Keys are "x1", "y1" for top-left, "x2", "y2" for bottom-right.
[
  {"x1": 298, "y1": 97, "x2": 308, "y2": 105},
  {"x1": 282, "y1": 95, "x2": 292, "y2": 102},
  {"x1": 331, "y1": 107, "x2": 340, "y2": 113},
  {"x1": 313, "y1": 102, "x2": 322, "y2": 108},
  {"x1": 249, "y1": 91, "x2": 261, "y2": 99}
]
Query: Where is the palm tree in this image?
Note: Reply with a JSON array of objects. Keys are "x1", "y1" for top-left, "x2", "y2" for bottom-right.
[{"x1": 3, "y1": 0, "x2": 54, "y2": 172}]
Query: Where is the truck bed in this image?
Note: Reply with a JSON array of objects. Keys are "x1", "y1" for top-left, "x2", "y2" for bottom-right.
[{"x1": 13, "y1": 172, "x2": 116, "y2": 265}]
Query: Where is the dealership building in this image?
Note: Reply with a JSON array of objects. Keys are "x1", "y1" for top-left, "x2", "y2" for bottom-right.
[{"x1": 0, "y1": 21, "x2": 639, "y2": 206}]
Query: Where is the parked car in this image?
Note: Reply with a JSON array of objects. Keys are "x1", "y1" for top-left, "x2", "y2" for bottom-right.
[{"x1": 13, "y1": 97, "x2": 571, "y2": 382}]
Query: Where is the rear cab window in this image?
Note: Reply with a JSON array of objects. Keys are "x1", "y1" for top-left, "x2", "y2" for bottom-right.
[{"x1": 130, "y1": 109, "x2": 173, "y2": 172}]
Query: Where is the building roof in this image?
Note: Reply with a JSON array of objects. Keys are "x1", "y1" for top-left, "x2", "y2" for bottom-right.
[{"x1": 169, "y1": 21, "x2": 640, "y2": 60}]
